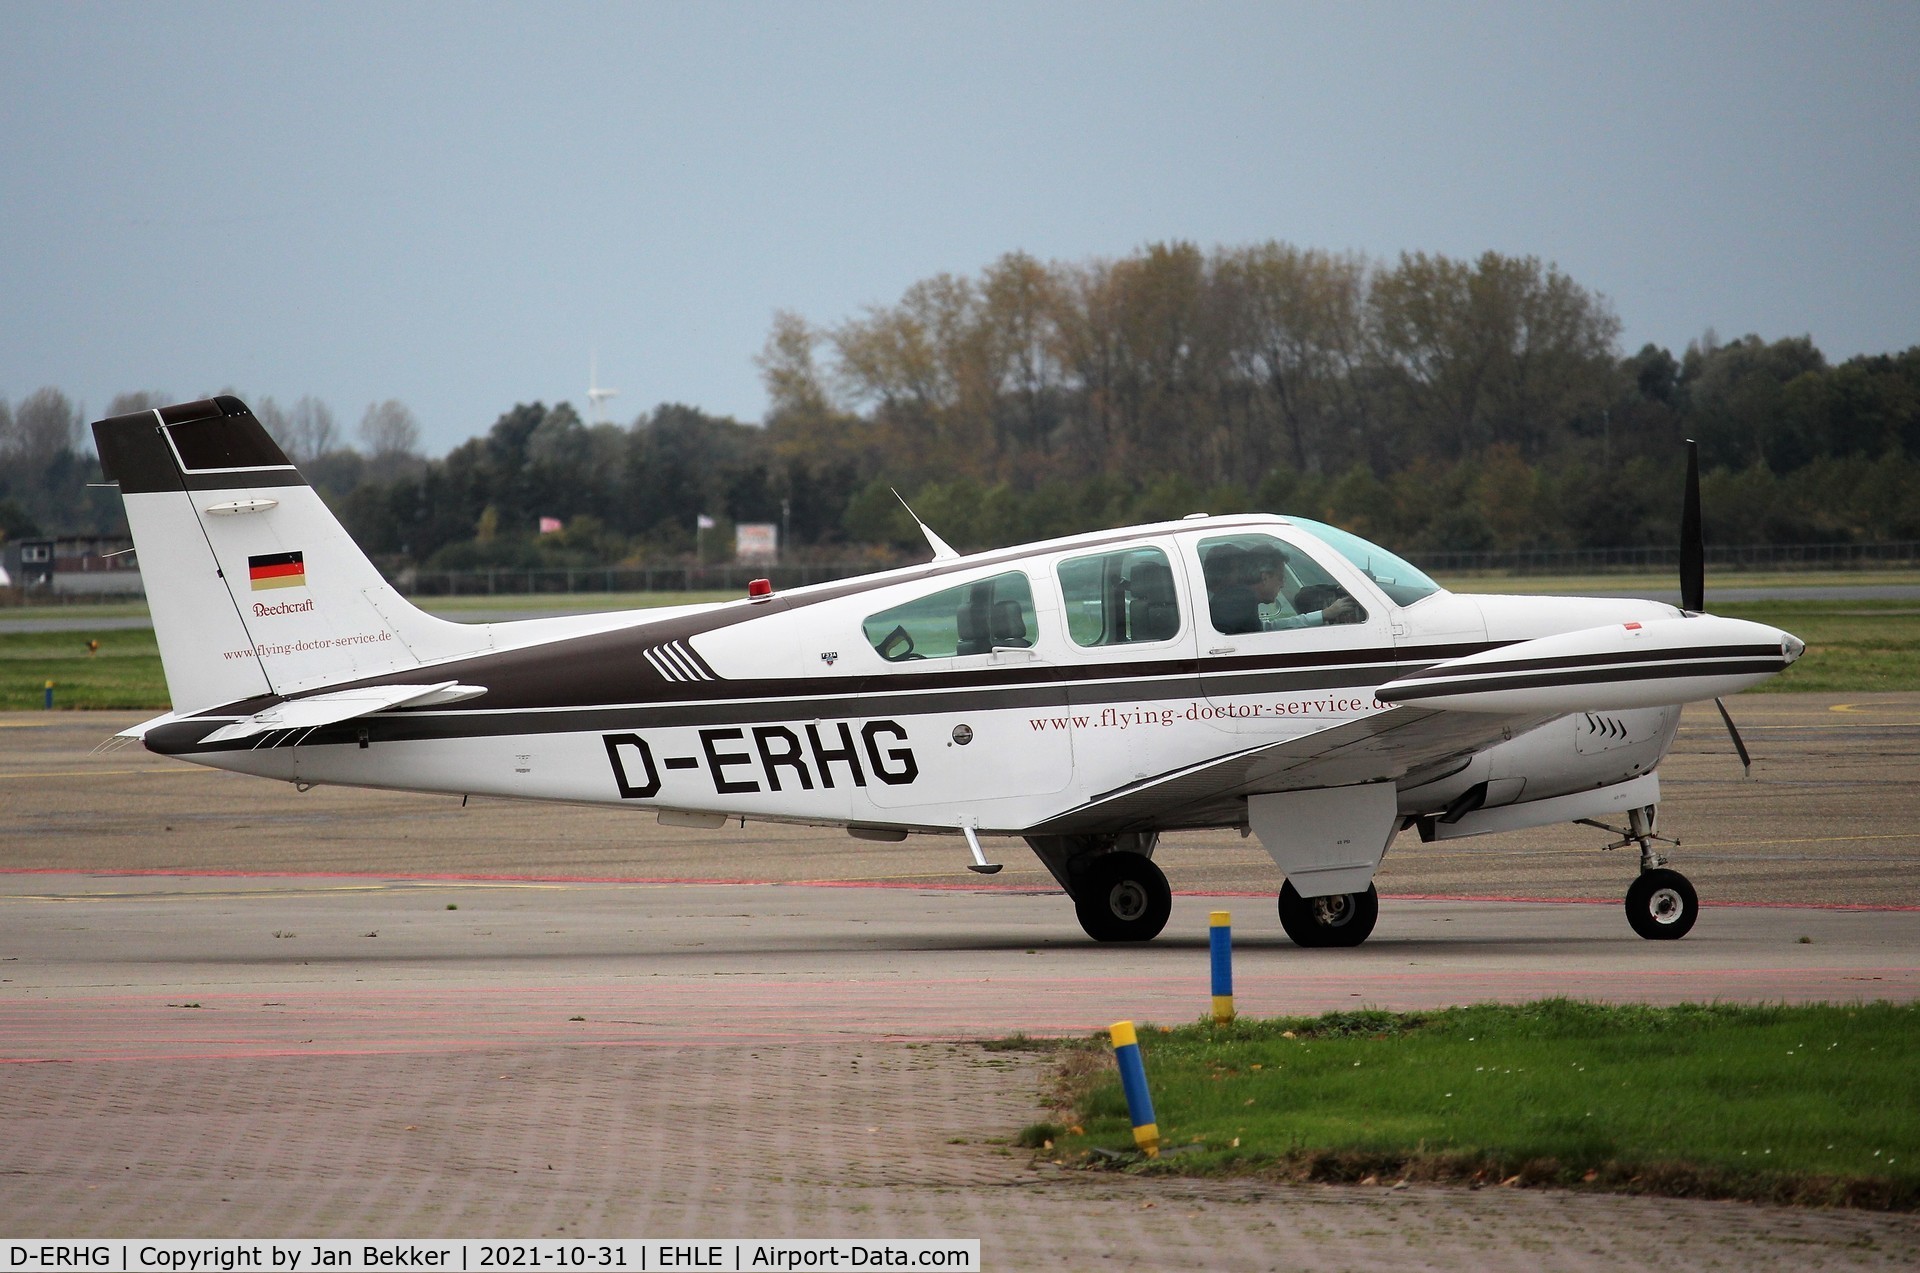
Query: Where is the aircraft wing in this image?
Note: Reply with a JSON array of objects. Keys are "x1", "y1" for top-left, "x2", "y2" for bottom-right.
[
  {"x1": 1030, "y1": 614, "x2": 1801, "y2": 838},
  {"x1": 1023, "y1": 704, "x2": 1559, "y2": 837}
]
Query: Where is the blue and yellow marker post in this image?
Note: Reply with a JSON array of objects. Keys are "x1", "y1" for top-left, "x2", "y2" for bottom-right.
[
  {"x1": 1109, "y1": 1020, "x2": 1159, "y2": 1157},
  {"x1": 1210, "y1": 910, "x2": 1234, "y2": 1025}
]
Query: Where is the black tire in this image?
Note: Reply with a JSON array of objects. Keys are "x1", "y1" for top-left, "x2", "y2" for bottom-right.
[
  {"x1": 1073, "y1": 852, "x2": 1172, "y2": 943},
  {"x1": 1625, "y1": 868, "x2": 1698, "y2": 940},
  {"x1": 1278, "y1": 880, "x2": 1379, "y2": 948}
]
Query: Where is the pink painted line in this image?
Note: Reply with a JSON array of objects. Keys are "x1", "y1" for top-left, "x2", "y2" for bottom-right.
[
  {"x1": 1380, "y1": 891, "x2": 1920, "y2": 912},
  {"x1": 0, "y1": 866, "x2": 1044, "y2": 891},
  {"x1": 7, "y1": 971, "x2": 1912, "y2": 1013},
  {"x1": 0, "y1": 1031, "x2": 1093, "y2": 1066},
  {"x1": 3, "y1": 866, "x2": 1914, "y2": 911}
]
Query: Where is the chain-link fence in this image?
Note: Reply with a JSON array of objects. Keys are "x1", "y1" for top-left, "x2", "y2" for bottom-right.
[
  {"x1": 7, "y1": 540, "x2": 1918, "y2": 607},
  {"x1": 394, "y1": 561, "x2": 884, "y2": 597},
  {"x1": 391, "y1": 541, "x2": 1920, "y2": 596}
]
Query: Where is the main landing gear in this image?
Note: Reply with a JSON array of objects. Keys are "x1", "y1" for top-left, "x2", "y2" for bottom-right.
[
  {"x1": 1583, "y1": 805, "x2": 1699, "y2": 940},
  {"x1": 1075, "y1": 852, "x2": 1173, "y2": 943},
  {"x1": 1025, "y1": 833, "x2": 1173, "y2": 942},
  {"x1": 1277, "y1": 881, "x2": 1379, "y2": 947}
]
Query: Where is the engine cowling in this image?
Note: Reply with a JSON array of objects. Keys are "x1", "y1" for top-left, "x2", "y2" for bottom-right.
[{"x1": 1377, "y1": 616, "x2": 1804, "y2": 714}]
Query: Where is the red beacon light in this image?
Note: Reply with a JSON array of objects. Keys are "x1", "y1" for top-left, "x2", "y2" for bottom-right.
[{"x1": 747, "y1": 578, "x2": 775, "y2": 602}]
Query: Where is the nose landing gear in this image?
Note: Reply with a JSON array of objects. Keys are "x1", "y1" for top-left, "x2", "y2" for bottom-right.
[
  {"x1": 1581, "y1": 805, "x2": 1699, "y2": 940},
  {"x1": 1626, "y1": 868, "x2": 1699, "y2": 939}
]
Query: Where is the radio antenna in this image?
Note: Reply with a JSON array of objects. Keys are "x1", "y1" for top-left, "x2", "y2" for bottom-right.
[{"x1": 892, "y1": 488, "x2": 958, "y2": 561}]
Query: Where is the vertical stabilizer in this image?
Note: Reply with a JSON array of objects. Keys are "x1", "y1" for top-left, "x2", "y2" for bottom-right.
[{"x1": 93, "y1": 397, "x2": 489, "y2": 713}]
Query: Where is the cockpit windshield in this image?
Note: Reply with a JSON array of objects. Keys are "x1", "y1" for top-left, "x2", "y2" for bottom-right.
[{"x1": 1284, "y1": 517, "x2": 1444, "y2": 607}]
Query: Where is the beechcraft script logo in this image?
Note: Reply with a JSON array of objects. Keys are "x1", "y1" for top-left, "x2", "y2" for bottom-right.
[{"x1": 248, "y1": 551, "x2": 307, "y2": 591}]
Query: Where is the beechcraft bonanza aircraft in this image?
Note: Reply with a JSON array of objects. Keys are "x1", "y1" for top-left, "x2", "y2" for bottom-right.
[{"x1": 95, "y1": 397, "x2": 1805, "y2": 946}]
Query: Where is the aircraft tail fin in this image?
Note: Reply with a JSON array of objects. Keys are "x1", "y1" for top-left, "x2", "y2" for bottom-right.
[{"x1": 93, "y1": 397, "x2": 490, "y2": 714}]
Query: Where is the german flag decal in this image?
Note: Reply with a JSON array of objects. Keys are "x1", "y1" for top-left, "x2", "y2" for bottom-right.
[{"x1": 248, "y1": 551, "x2": 306, "y2": 591}]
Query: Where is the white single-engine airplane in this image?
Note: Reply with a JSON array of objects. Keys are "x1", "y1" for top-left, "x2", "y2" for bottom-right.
[{"x1": 95, "y1": 397, "x2": 1804, "y2": 946}]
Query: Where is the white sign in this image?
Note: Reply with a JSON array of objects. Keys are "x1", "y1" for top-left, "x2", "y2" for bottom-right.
[{"x1": 734, "y1": 523, "x2": 778, "y2": 564}]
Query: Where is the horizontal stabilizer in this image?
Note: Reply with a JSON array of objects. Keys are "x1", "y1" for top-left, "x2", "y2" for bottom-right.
[
  {"x1": 198, "y1": 682, "x2": 487, "y2": 744},
  {"x1": 1377, "y1": 617, "x2": 1803, "y2": 714},
  {"x1": 113, "y1": 710, "x2": 191, "y2": 743}
]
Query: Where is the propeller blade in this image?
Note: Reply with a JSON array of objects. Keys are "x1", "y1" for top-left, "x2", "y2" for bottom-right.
[
  {"x1": 1680, "y1": 439, "x2": 1704, "y2": 613},
  {"x1": 1712, "y1": 695, "x2": 1753, "y2": 777}
]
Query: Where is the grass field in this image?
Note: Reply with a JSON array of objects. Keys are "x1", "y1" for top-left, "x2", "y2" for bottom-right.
[
  {"x1": 1433, "y1": 569, "x2": 1920, "y2": 595},
  {"x1": 0, "y1": 594, "x2": 730, "y2": 711},
  {"x1": 0, "y1": 627, "x2": 168, "y2": 710},
  {"x1": 1716, "y1": 599, "x2": 1920, "y2": 693},
  {"x1": 418, "y1": 590, "x2": 735, "y2": 613},
  {"x1": 1028, "y1": 1000, "x2": 1920, "y2": 1208},
  {"x1": 3, "y1": 589, "x2": 1914, "y2": 710}
]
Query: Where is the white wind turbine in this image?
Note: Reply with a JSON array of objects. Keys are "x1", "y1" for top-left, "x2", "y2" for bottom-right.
[{"x1": 588, "y1": 350, "x2": 619, "y2": 425}]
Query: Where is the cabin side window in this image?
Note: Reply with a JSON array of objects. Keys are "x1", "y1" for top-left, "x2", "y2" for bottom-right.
[
  {"x1": 1056, "y1": 546, "x2": 1181, "y2": 648},
  {"x1": 861, "y1": 571, "x2": 1038, "y2": 663},
  {"x1": 1196, "y1": 533, "x2": 1367, "y2": 634}
]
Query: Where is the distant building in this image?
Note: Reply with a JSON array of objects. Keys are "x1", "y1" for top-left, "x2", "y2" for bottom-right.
[{"x1": 2, "y1": 535, "x2": 144, "y2": 596}]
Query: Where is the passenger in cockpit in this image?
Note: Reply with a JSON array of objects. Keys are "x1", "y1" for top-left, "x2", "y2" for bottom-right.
[{"x1": 1204, "y1": 544, "x2": 1260, "y2": 634}]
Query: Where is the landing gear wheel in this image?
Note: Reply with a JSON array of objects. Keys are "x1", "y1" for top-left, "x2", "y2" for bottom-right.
[
  {"x1": 1625, "y1": 868, "x2": 1698, "y2": 940},
  {"x1": 1278, "y1": 881, "x2": 1379, "y2": 948},
  {"x1": 1073, "y1": 852, "x2": 1172, "y2": 943}
]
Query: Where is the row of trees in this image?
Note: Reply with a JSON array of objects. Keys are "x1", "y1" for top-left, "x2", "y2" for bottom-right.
[
  {"x1": 761, "y1": 245, "x2": 1628, "y2": 488},
  {"x1": 0, "y1": 390, "x2": 423, "y2": 541},
  {"x1": 762, "y1": 245, "x2": 1920, "y2": 485},
  {"x1": 5, "y1": 241, "x2": 1918, "y2": 570}
]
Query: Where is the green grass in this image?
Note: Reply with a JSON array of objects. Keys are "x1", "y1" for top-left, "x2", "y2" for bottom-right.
[
  {"x1": 417, "y1": 590, "x2": 734, "y2": 614},
  {"x1": 0, "y1": 628, "x2": 168, "y2": 710},
  {"x1": 0, "y1": 592, "x2": 737, "y2": 622},
  {"x1": 1, "y1": 601, "x2": 155, "y2": 621},
  {"x1": 0, "y1": 593, "x2": 736, "y2": 711},
  {"x1": 6, "y1": 589, "x2": 1915, "y2": 711},
  {"x1": 1717, "y1": 599, "x2": 1920, "y2": 692},
  {"x1": 1435, "y1": 569, "x2": 1920, "y2": 595},
  {"x1": 1040, "y1": 1001, "x2": 1920, "y2": 1208}
]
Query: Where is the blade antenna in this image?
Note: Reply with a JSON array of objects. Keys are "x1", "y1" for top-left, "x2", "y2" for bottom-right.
[
  {"x1": 1680, "y1": 439, "x2": 1704, "y2": 613},
  {"x1": 892, "y1": 488, "x2": 959, "y2": 561},
  {"x1": 1713, "y1": 696, "x2": 1754, "y2": 777}
]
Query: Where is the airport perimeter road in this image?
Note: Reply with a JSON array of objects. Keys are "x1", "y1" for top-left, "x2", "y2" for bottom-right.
[{"x1": 2, "y1": 698, "x2": 1918, "y2": 1268}]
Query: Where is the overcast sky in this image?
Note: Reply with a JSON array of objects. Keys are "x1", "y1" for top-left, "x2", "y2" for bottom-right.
[{"x1": 5, "y1": 1, "x2": 1917, "y2": 456}]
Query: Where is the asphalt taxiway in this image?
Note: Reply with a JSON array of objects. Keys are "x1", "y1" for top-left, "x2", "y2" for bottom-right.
[{"x1": 3, "y1": 698, "x2": 1919, "y2": 1267}]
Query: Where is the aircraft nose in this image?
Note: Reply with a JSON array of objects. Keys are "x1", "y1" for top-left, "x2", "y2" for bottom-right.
[{"x1": 1782, "y1": 632, "x2": 1807, "y2": 664}]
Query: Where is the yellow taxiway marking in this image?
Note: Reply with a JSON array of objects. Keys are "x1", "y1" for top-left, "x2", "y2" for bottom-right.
[
  {"x1": 1417, "y1": 830, "x2": 1918, "y2": 856},
  {"x1": 1682, "y1": 721, "x2": 1920, "y2": 730},
  {"x1": 0, "y1": 721, "x2": 53, "y2": 728},
  {"x1": 1680, "y1": 831, "x2": 1918, "y2": 850}
]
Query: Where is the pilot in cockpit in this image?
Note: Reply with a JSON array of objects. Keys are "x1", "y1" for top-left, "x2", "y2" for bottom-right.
[{"x1": 1246, "y1": 544, "x2": 1363, "y2": 630}]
